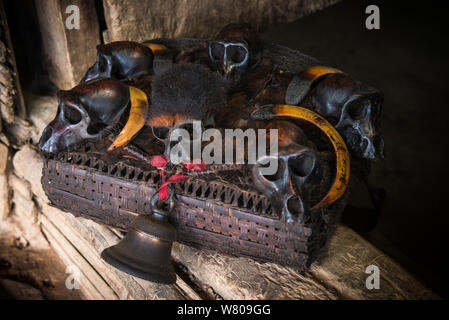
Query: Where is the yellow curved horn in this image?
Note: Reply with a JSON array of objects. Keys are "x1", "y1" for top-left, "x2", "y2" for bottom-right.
[
  {"x1": 252, "y1": 104, "x2": 350, "y2": 209},
  {"x1": 302, "y1": 65, "x2": 343, "y2": 79},
  {"x1": 144, "y1": 43, "x2": 168, "y2": 53},
  {"x1": 108, "y1": 86, "x2": 149, "y2": 151}
]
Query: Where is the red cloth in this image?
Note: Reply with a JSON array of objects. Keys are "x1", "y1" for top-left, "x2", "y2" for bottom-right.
[
  {"x1": 149, "y1": 156, "x2": 207, "y2": 200},
  {"x1": 158, "y1": 174, "x2": 191, "y2": 200},
  {"x1": 183, "y1": 160, "x2": 207, "y2": 171},
  {"x1": 149, "y1": 155, "x2": 168, "y2": 168}
]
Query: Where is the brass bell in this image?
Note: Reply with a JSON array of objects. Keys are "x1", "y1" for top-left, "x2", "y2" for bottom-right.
[{"x1": 101, "y1": 192, "x2": 177, "y2": 284}]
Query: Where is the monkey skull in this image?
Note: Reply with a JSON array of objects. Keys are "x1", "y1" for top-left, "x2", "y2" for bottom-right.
[
  {"x1": 38, "y1": 79, "x2": 130, "y2": 154},
  {"x1": 312, "y1": 75, "x2": 384, "y2": 160},
  {"x1": 208, "y1": 40, "x2": 250, "y2": 79},
  {"x1": 336, "y1": 93, "x2": 384, "y2": 160},
  {"x1": 81, "y1": 42, "x2": 153, "y2": 83},
  {"x1": 252, "y1": 144, "x2": 318, "y2": 223}
]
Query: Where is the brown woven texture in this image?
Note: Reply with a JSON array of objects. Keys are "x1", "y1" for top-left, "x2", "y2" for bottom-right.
[{"x1": 40, "y1": 132, "x2": 346, "y2": 270}]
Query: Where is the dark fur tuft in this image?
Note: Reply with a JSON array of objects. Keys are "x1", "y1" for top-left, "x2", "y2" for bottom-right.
[{"x1": 150, "y1": 64, "x2": 229, "y2": 123}]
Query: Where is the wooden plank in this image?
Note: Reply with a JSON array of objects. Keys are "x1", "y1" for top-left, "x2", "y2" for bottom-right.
[
  {"x1": 102, "y1": 0, "x2": 340, "y2": 42},
  {"x1": 40, "y1": 215, "x2": 117, "y2": 300},
  {"x1": 42, "y1": 204, "x2": 133, "y2": 298},
  {"x1": 0, "y1": 142, "x2": 9, "y2": 220},
  {"x1": 171, "y1": 242, "x2": 339, "y2": 300},
  {"x1": 0, "y1": 0, "x2": 26, "y2": 119},
  {"x1": 34, "y1": 0, "x2": 100, "y2": 89},
  {"x1": 309, "y1": 225, "x2": 439, "y2": 300}
]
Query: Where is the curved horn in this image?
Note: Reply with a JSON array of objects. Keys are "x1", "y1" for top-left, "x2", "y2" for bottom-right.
[
  {"x1": 143, "y1": 43, "x2": 168, "y2": 53},
  {"x1": 108, "y1": 86, "x2": 149, "y2": 151},
  {"x1": 251, "y1": 104, "x2": 350, "y2": 209},
  {"x1": 285, "y1": 65, "x2": 344, "y2": 105}
]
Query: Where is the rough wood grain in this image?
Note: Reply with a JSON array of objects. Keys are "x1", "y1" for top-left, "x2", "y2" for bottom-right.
[
  {"x1": 40, "y1": 216, "x2": 115, "y2": 300},
  {"x1": 0, "y1": 142, "x2": 9, "y2": 220},
  {"x1": 310, "y1": 225, "x2": 438, "y2": 299},
  {"x1": 34, "y1": 0, "x2": 100, "y2": 89},
  {"x1": 0, "y1": 0, "x2": 26, "y2": 119},
  {"x1": 0, "y1": 173, "x2": 8, "y2": 220},
  {"x1": 172, "y1": 243, "x2": 339, "y2": 299},
  {"x1": 102, "y1": 0, "x2": 341, "y2": 42},
  {"x1": 0, "y1": 21, "x2": 15, "y2": 123}
]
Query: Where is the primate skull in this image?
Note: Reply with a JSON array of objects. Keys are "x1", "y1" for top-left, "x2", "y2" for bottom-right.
[
  {"x1": 336, "y1": 93, "x2": 384, "y2": 160},
  {"x1": 208, "y1": 40, "x2": 250, "y2": 78},
  {"x1": 208, "y1": 23, "x2": 259, "y2": 80},
  {"x1": 252, "y1": 143, "x2": 318, "y2": 223},
  {"x1": 311, "y1": 74, "x2": 384, "y2": 160},
  {"x1": 81, "y1": 41, "x2": 154, "y2": 83},
  {"x1": 38, "y1": 79, "x2": 130, "y2": 153}
]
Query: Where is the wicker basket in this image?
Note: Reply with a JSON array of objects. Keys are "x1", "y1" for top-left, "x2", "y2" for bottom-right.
[{"x1": 41, "y1": 135, "x2": 346, "y2": 270}]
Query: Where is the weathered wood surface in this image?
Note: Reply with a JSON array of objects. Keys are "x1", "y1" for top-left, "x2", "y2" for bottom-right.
[
  {"x1": 102, "y1": 0, "x2": 341, "y2": 43},
  {"x1": 34, "y1": 0, "x2": 100, "y2": 89},
  {"x1": 8, "y1": 140, "x2": 439, "y2": 300},
  {"x1": 0, "y1": 0, "x2": 26, "y2": 122},
  {"x1": 173, "y1": 225, "x2": 437, "y2": 300},
  {"x1": 0, "y1": 142, "x2": 9, "y2": 220}
]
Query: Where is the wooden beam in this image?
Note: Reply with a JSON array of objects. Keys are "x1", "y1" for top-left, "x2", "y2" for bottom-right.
[
  {"x1": 41, "y1": 214, "x2": 117, "y2": 300},
  {"x1": 34, "y1": 0, "x2": 100, "y2": 89},
  {"x1": 102, "y1": 0, "x2": 341, "y2": 42},
  {"x1": 0, "y1": 0, "x2": 26, "y2": 120}
]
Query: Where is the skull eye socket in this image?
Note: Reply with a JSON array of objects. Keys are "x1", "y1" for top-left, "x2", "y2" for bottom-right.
[
  {"x1": 227, "y1": 45, "x2": 247, "y2": 64},
  {"x1": 258, "y1": 158, "x2": 285, "y2": 181},
  {"x1": 210, "y1": 42, "x2": 224, "y2": 60},
  {"x1": 288, "y1": 153, "x2": 315, "y2": 177},
  {"x1": 347, "y1": 100, "x2": 368, "y2": 121},
  {"x1": 286, "y1": 197, "x2": 304, "y2": 217},
  {"x1": 63, "y1": 105, "x2": 82, "y2": 125}
]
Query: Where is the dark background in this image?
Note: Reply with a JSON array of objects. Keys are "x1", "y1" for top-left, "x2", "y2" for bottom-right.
[{"x1": 262, "y1": 0, "x2": 449, "y2": 298}]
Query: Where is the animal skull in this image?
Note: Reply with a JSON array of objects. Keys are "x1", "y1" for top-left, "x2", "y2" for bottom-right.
[
  {"x1": 252, "y1": 143, "x2": 318, "y2": 223},
  {"x1": 336, "y1": 93, "x2": 384, "y2": 160},
  {"x1": 208, "y1": 40, "x2": 250, "y2": 78},
  {"x1": 208, "y1": 23, "x2": 259, "y2": 80},
  {"x1": 38, "y1": 79, "x2": 130, "y2": 153},
  {"x1": 81, "y1": 41, "x2": 154, "y2": 83},
  {"x1": 311, "y1": 74, "x2": 384, "y2": 160}
]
